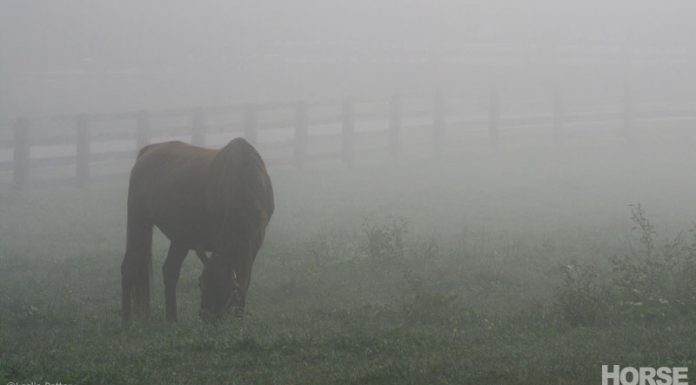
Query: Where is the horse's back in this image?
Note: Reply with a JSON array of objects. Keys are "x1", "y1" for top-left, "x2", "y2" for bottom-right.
[
  {"x1": 126, "y1": 139, "x2": 273, "y2": 247},
  {"x1": 127, "y1": 141, "x2": 215, "y2": 244}
]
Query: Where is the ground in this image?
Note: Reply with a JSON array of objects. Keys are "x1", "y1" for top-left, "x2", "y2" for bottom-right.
[{"x1": 1, "y1": 139, "x2": 696, "y2": 385}]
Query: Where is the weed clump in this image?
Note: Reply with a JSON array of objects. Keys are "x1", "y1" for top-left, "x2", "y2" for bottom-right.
[
  {"x1": 362, "y1": 214, "x2": 408, "y2": 263},
  {"x1": 556, "y1": 263, "x2": 604, "y2": 326},
  {"x1": 555, "y1": 203, "x2": 696, "y2": 326}
]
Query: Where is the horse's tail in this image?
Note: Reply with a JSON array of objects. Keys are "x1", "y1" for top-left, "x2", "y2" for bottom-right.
[{"x1": 121, "y1": 164, "x2": 154, "y2": 325}]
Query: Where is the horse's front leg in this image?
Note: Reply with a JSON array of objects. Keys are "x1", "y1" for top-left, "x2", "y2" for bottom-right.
[{"x1": 163, "y1": 243, "x2": 188, "y2": 322}]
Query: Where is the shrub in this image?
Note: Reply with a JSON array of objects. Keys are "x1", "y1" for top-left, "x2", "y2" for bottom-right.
[
  {"x1": 556, "y1": 203, "x2": 696, "y2": 326},
  {"x1": 609, "y1": 204, "x2": 696, "y2": 319}
]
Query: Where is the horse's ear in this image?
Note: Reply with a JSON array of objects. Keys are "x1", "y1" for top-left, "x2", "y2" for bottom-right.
[{"x1": 195, "y1": 249, "x2": 210, "y2": 265}]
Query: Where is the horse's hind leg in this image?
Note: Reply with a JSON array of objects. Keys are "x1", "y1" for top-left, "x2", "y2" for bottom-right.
[
  {"x1": 122, "y1": 252, "x2": 135, "y2": 325},
  {"x1": 163, "y1": 242, "x2": 188, "y2": 322},
  {"x1": 121, "y1": 267, "x2": 132, "y2": 325},
  {"x1": 121, "y1": 219, "x2": 153, "y2": 325}
]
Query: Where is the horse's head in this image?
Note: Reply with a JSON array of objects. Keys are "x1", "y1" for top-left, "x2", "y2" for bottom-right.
[
  {"x1": 199, "y1": 138, "x2": 273, "y2": 322},
  {"x1": 198, "y1": 254, "x2": 242, "y2": 322}
]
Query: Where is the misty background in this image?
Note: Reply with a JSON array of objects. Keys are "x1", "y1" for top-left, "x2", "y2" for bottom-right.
[
  {"x1": 1, "y1": 0, "x2": 696, "y2": 251},
  {"x1": 4, "y1": 1, "x2": 696, "y2": 383},
  {"x1": 2, "y1": 0, "x2": 696, "y2": 119}
]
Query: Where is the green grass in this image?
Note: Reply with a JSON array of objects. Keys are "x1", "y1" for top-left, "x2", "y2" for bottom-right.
[{"x1": 2, "y1": 142, "x2": 696, "y2": 384}]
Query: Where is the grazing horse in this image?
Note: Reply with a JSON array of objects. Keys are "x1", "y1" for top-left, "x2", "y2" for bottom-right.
[{"x1": 121, "y1": 138, "x2": 274, "y2": 324}]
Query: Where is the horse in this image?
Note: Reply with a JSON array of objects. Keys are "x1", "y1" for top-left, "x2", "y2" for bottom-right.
[{"x1": 121, "y1": 138, "x2": 274, "y2": 324}]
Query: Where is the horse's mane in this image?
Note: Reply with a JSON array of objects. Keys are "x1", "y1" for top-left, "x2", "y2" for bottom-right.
[{"x1": 206, "y1": 138, "x2": 274, "y2": 249}]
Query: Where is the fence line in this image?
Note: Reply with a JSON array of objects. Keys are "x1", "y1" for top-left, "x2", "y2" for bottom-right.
[{"x1": 3, "y1": 85, "x2": 696, "y2": 189}]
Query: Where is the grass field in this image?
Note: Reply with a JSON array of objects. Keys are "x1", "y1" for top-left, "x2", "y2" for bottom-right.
[{"x1": 2, "y1": 140, "x2": 696, "y2": 384}]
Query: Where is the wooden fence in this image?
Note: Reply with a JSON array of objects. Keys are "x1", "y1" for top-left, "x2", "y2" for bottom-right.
[{"x1": 2, "y1": 84, "x2": 696, "y2": 189}]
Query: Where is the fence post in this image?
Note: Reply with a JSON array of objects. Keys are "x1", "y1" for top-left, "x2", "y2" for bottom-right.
[
  {"x1": 433, "y1": 90, "x2": 445, "y2": 154},
  {"x1": 136, "y1": 110, "x2": 151, "y2": 152},
  {"x1": 244, "y1": 104, "x2": 258, "y2": 146},
  {"x1": 192, "y1": 110, "x2": 206, "y2": 146},
  {"x1": 76, "y1": 115, "x2": 91, "y2": 188},
  {"x1": 389, "y1": 94, "x2": 401, "y2": 158},
  {"x1": 552, "y1": 85, "x2": 564, "y2": 145},
  {"x1": 623, "y1": 79, "x2": 635, "y2": 142},
  {"x1": 488, "y1": 89, "x2": 500, "y2": 149},
  {"x1": 341, "y1": 98, "x2": 355, "y2": 165},
  {"x1": 12, "y1": 118, "x2": 30, "y2": 188},
  {"x1": 294, "y1": 101, "x2": 308, "y2": 169}
]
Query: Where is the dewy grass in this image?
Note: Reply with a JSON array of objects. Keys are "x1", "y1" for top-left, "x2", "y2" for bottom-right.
[{"x1": 2, "y1": 146, "x2": 696, "y2": 384}]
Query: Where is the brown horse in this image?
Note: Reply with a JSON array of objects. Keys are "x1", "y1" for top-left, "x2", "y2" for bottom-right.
[{"x1": 121, "y1": 138, "x2": 274, "y2": 324}]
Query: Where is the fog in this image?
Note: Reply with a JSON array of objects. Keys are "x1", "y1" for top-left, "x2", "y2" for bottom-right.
[
  {"x1": 2, "y1": 1, "x2": 696, "y2": 384},
  {"x1": 2, "y1": 0, "x2": 696, "y2": 117}
]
